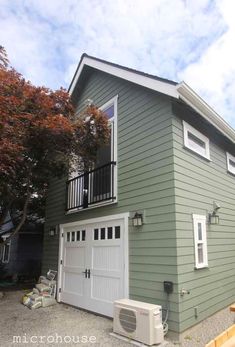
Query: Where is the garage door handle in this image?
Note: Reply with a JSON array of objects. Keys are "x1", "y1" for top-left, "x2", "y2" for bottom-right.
[
  {"x1": 82, "y1": 269, "x2": 88, "y2": 278},
  {"x1": 87, "y1": 269, "x2": 91, "y2": 279}
]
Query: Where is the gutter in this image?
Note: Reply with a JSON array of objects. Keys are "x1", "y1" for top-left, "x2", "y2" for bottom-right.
[{"x1": 176, "y1": 82, "x2": 235, "y2": 144}]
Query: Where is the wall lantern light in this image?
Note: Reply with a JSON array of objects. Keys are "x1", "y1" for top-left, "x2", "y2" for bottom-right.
[
  {"x1": 49, "y1": 226, "x2": 57, "y2": 237},
  {"x1": 132, "y1": 212, "x2": 143, "y2": 227},
  {"x1": 209, "y1": 213, "x2": 219, "y2": 225},
  {"x1": 209, "y1": 201, "x2": 220, "y2": 225}
]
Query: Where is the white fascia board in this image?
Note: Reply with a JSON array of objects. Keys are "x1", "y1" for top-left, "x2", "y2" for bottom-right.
[
  {"x1": 69, "y1": 56, "x2": 178, "y2": 98},
  {"x1": 69, "y1": 55, "x2": 235, "y2": 144},
  {"x1": 177, "y1": 82, "x2": 235, "y2": 143}
]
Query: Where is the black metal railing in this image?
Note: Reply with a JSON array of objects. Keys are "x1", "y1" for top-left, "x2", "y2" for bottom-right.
[{"x1": 66, "y1": 161, "x2": 116, "y2": 211}]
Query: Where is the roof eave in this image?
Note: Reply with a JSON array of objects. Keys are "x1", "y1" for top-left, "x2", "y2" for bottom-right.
[
  {"x1": 177, "y1": 82, "x2": 235, "y2": 143},
  {"x1": 68, "y1": 54, "x2": 235, "y2": 144},
  {"x1": 68, "y1": 55, "x2": 178, "y2": 99}
]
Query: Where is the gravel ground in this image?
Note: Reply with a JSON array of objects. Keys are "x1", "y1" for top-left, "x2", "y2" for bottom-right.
[{"x1": 0, "y1": 290, "x2": 234, "y2": 347}]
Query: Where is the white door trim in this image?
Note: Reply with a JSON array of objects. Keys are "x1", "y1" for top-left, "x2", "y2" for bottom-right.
[{"x1": 57, "y1": 212, "x2": 129, "y2": 303}]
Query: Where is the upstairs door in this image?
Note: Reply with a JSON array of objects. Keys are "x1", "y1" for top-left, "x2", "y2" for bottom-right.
[{"x1": 90, "y1": 101, "x2": 116, "y2": 203}]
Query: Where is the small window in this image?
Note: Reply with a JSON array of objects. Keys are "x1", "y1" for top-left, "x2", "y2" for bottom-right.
[
  {"x1": 71, "y1": 231, "x2": 75, "y2": 242},
  {"x1": 76, "y1": 230, "x2": 80, "y2": 241},
  {"x1": 193, "y1": 214, "x2": 208, "y2": 269},
  {"x1": 107, "y1": 227, "x2": 113, "y2": 239},
  {"x1": 115, "y1": 226, "x2": 120, "y2": 239},
  {"x1": 82, "y1": 230, "x2": 86, "y2": 241},
  {"x1": 2, "y1": 242, "x2": 11, "y2": 264},
  {"x1": 226, "y1": 152, "x2": 235, "y2": 175},
  {"x1": 66, "y1": 232, "x2": 70, "y2": 242},
  {"x1": 94, "y1": 228, "x2": 99, "y2": 240},
  {"x1": 103, "y1": 104, "x2": 114, "y2": 119},
  {"x1": 100, "y1": 228, "x2": 106, "y2": 240},
  {"x1": 183, "y1": 121, "x2": 210, "y2": 160}
]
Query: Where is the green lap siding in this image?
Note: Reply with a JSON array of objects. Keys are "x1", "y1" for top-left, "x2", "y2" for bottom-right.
[
  {"x1": 43, "y1": 68, "x2": 235, "y2": 335},
  {"x1": 42, "y1": 70, "x2": 179, "y2": 332},
  {"x1": 172, "y1": 107, "x2": 235, "y2": 333}
]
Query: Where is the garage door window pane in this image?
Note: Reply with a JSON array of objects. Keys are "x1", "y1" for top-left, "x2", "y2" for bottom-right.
[
  {"x1": 115, "y1": 226, "x2": 120, "y2": 239},
  {"x1": 101, "y1": 228, "x2": 106, "y2": 240},
  {"x1": 72, "y1": 231, "x2": 75, "y2": 242},
  {"x1": 76, "y1": 230, "x2": 80, "y2": 241},
  {"x1": 82, "y1": 230, "x2": 86, "y2": 241},
  {"x1": 108, "y1": 227, "x2": 113, "y2": 239},
  {"x1": 67, "y1": 232, "x2": 70, "y2": 242},
  {"x1": 94, "y1": 229, "x2": 99, "y2": 240}
]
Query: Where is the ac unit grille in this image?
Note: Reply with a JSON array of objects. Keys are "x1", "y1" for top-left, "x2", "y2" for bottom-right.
[{"x1": 119, "y1": 308, "x2": 137, "y2": 333}]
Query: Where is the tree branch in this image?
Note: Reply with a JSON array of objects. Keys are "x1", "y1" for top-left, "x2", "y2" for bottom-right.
[{"x1": 0, "y1": 190, "x2": 30, "y2": 245}]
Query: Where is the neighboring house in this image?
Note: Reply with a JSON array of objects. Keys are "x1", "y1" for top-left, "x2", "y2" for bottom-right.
[
  {"x1": 42, "y1": 54, "x2": 235, "y2": 339},
  {"x1": 0, "y1": 215, "x2": 43, "y2": 281}
]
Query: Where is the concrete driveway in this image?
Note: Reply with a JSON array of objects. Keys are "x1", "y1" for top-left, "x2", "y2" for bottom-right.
[{"x1": 0, "y1": 290, "x2": 134, "y2": 347}]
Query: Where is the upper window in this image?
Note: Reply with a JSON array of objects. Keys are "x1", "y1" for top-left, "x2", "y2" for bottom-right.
[
  {"x1": 226, "y1": 152, "x2": 235, "y2": 175},
  {"x1": 2, "y1": 241, "x2": 11, "y2": 264},
  {"x1": 192, "y1": 214, "x2": 208, "y2": 269},
  {"x1": 183, "y1": 121, "x2": 210, "y2": 160}
]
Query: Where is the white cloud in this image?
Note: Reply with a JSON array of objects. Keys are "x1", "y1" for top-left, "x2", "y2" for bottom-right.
[
  {"x1": 178, "y1": 0, "x2": 235, "y2": 125},
  {"x1": 0, "y1": 0, "x2": 234, "y2": 125}
]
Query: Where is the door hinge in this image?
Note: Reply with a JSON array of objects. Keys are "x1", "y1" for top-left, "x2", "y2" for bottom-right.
[
  {"x1": 60, "y1": 259, "x2": 62, "y2": 265},
  {"x1": 59, "y1": 288, "x2": 61, "y2": 293}
]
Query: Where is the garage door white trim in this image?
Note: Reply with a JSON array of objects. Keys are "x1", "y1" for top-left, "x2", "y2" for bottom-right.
[{"x1": 57, "y1": 213, "x2": 129, "y2": 315}]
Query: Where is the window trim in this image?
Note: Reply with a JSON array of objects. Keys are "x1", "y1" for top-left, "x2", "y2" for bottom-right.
[
  {"x1": 192, "y1": 214, "x2": 208, "y2": 269},
  {"x1": 100, "y1": 95, "x2": 118, "y2": 163},
  {"x1": 226, "y1": 152, "x2": 235, "y2": 175},
  {"x1": 66, "y1": 95, "x2": 118, "y2": 214},
  {"x1": 2, "y1": 241, "x2": 11, "y2": 264},
  {"x1": 92, "y1": 95, "x2": 118, "y2": 205},
  {"x1": 183, "y1": 121, "x2": 210, "y2": 160}
]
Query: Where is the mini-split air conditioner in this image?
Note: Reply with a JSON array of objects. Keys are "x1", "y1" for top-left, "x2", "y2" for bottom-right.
[{"x1": 113, "y1": 299, "x2": 164, "y2": 346}]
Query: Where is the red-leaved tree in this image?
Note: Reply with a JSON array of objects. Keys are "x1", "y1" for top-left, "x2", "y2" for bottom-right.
[{"x1": 0, "y1": 46, "x2": 110, "y2": 241}]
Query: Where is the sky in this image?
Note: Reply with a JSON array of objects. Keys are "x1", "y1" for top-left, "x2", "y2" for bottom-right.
[{"x1": 0, "y1": 0, "x2": 235, "y2": 126}]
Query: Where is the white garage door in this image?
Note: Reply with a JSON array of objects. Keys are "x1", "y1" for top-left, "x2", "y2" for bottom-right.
[{"x1": 59, "y1": 216, "x2": 127, "y2": 317}]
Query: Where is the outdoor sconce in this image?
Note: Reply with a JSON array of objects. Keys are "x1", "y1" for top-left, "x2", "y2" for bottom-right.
[
  {"x1": 209, "y1": 213, "x2": 220, "y2": 225},
  {"x1": 132, "y1": 212, "x2": 143, "y2": 227},
  {"x1": 49, "y1": 226, "x2": 57, "y2": 237},
  {"x1": 209, "y1": 201, "x2": 220, "y2": 225}
]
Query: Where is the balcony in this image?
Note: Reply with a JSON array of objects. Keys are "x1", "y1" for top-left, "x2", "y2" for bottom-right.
[{"x1": 66, "y1": 161, "x2": 116, "y2": 211}]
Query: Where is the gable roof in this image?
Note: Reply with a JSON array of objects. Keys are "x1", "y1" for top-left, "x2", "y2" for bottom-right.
[{"x1": 69, "y1": 53, "x2": 235, "y2": 144}]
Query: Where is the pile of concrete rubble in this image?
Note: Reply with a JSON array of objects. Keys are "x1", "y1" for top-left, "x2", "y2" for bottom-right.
[{"x1": 22, "y1": 270, "x2": 57, "y2": 309}]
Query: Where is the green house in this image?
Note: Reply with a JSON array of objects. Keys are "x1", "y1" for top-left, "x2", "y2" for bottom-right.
[{"x1": 42, "y1": 54, "x2": 235, "y2": 339}]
